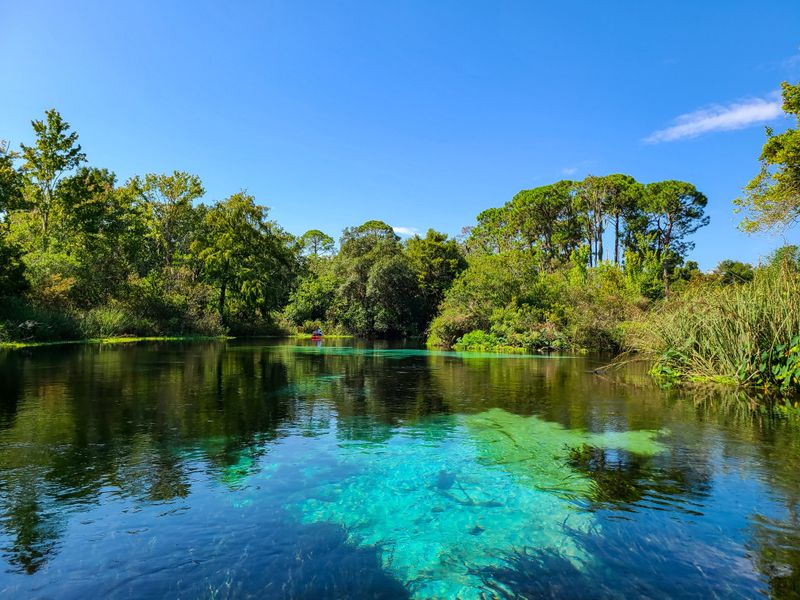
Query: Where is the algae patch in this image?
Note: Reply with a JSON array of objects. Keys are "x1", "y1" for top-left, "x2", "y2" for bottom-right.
[{"x1": 464, "y1": 408, "x2": 667, "y2": 495}]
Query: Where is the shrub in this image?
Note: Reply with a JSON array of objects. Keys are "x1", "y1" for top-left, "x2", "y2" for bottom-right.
[
  {"x1": 79, "y1": 306, "x2": 134, "y2": 338},
  {"x1": 123, "y1": 268, "x2": 225, "y2": 336},
  {"x1": 0, "y1": 297, "x2": 81, "y2": 342}
]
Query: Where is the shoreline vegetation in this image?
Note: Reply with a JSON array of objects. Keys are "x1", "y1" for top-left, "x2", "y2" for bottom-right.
[
  {"x1": 0, "y1": 333, "x2": 356, "y2": 350},
  {"x1": 1, "y1": 82, "x2": 799, "y2": 399},
  {"x1": 0, "y1": 335, "x2": 231, "y2": 350}
]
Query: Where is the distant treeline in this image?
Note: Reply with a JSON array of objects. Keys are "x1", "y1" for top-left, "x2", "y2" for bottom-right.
[{"x1": 0, "y1": 108, "x2": 707, "y2": 344}]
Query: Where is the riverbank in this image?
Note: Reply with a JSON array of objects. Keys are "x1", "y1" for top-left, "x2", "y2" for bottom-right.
[
  {"x1": 288, "y1": 333, "x2": 354, "y2": 340},
  {"x1": 0, "y1": 333, "x2": 360, "y2": 350},
  {"x1": 0, "y1": 335, "x2": 233, "y2": 350}
]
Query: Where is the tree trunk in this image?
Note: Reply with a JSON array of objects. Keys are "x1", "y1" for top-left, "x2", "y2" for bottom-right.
[
  {"x1": 40, "y1": 188, "x2": 51, "y2": 251},
  {"x1": 614, "y1": 213, "x2": 620, "y2": 265},
  {"x1": 41, "y1": 210, "x2": 49, "y2": 251},
  {"x1": 663, "y1": 221, "x2": 673, "y2": 298},
  {"x1": 598, "y1": 228, "x2": 603, "y2": 265},
  {"x1": 218, "y1": 280, "x2": 227, "y2": 319}
]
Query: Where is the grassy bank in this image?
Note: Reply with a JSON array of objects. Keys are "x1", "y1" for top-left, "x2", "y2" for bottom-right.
[
  {"x1": 0, "y1": 335, "x2": 231, "y2": 350},
  {"x1": 626, "y1": 259, "x2": 800, "y2": 395}
]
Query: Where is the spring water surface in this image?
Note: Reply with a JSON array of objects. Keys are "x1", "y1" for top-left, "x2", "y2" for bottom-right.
[{"x1": 0, "y1": 339, "x2": 799, "y2": 598}]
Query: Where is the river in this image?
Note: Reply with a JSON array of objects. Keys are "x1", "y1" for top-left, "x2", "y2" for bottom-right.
[{"x1": 0, "y1": 339, "x2": 798, "y2": 598}]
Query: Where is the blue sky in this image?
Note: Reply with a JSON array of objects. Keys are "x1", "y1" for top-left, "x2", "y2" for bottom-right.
[{"x1": 2, "y1": 0, "x2": 799, "y2": 269}]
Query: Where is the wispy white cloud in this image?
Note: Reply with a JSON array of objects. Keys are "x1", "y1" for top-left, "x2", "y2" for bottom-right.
[
  {"x1": 783, "y1": 49, "x2": 800, "y2": 70},
  {"x1": 391, "y1": 226, "x2": 419, "y2": 237},
  {"x1": 561, "y1": 167, "x2": 578, "y2": 175},
  {"x1": 645, "y1": 94, "x2": 783, "y2": 143}
]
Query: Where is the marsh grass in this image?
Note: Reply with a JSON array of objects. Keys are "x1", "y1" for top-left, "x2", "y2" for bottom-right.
[{"x1": 628, "y1": 260, "x2": 800, "y2": 393}]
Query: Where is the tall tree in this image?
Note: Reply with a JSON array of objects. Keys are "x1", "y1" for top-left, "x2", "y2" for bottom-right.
[
  {"x1": 466, "y1": 207, "x2": 512, "y2": 255},
  {"x1": 575, "y1": 175, "x2": 611, "y2": 266},
  {"x1": 194, "y1": 192, "x2": 294, "y2": 319},
  {"x1": 466, "y1": 181, "x2": 583, "y2": 267},
  {"x1": 506, "y1": 181, "x2": 581, "y2": 269},
  {"x1": 735, "y1": 81, "x2": 800, "y2": 232},
  {"x1": 603, "y1": 174, "x2": 642, "y2": 265},
  {"x1": 0, "y1": 147, "x2": 22, "y2": 219},
  {"x1": 57, "y1": 168, "x2": 138, "y2": 306},
  {"x1": 333, "y1": 220, "x2": 408, "y2": 334},
  {"x1": 132, "y1": 171, "x2": 204, "y2": 268},
  {"x1": 298, "y1": 229, "x2": 335, "y2": 256},
  {"x1": 0, "y1": 147, "x2": 27, "y2": 296},
  {"x1": 18, "y1": 109, "x2": 86, "y2": 250},
  {"x1": 644, "y1": 180, "x2": 709, "y2": 297},
  {"x1": 405, "y1": 229, "x2": 467, "y2": 328}
]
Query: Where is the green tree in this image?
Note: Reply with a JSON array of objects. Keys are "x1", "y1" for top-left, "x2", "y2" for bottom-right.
[
  {"x1": 0, "y1": 147, "x2": 22, "y2": 217},
  {"x1": 194, "y1": 192, "x2": 295, "y2": 320},
  {"x1": 367, "y1": 254, "x2": 420, "y2": 335},
  {"x1": 575, "y1": 175, "x2": 610, "y2": 267},
  {"x1": 284, "y1": 266, "x2": 338, "y2": 325},
  {"x1": 0, "y1": 146, "x2": 27, "y2": 296},
  {"x1": 18, "y1": 109, "x2": 86, "y2": 250},
  {"x1": 714, "y1": 260, "x2": 754, "y2": 285},
  {"x1": 644, "y1": 181, "x2": 709, "y2": 297},
  {"x1": 405, "y1": 229, "x2": 467, "y2": 328},
  {"x1": 575, "y1": 174, "x2": 643, "y2": 267},
  {"x1": 465, "y1": 182, "x2": 584, "y2": 268},
  {"x1": 736, "y1": 81, "x2": 800, "y2": 231},
  {"x1": 510, "y1": 181, "x2": 583, "y2": 269},
  {"x1": 0, "y1": 237, "x2": 28, "y2": 297},
  {"x1": 603, "y1": 174, "x2": 643, "y2": 265},
  {"x1": 57, "y1": 168, "x2": 140, "y2": 306},
  {"x1": 298, "y1": 229, "x2": 335, "y2": 256},
  {"x1": 466, "y1": 207, "x2": 512, "y2": 255},
  {"x1": 132, "y1": 171, "x2": 205, "y2": 268},
  {"x1": 332, "y1": 220, "x2": 413, "y2": 334}
]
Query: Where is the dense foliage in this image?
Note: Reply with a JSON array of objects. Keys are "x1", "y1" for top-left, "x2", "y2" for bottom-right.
[
  {"x1": 0, "y1": 110, "x2": 467, "y2": 342},
  {"x1": 429, "y1": 174, "x2": 708, "y2": 353},
  {"x1": 0, "y1": 111, "x2": 296, "y2": 340}
]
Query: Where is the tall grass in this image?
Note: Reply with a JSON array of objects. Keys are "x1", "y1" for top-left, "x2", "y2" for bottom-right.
[{"x1": 628, "y1": 260, "x2": 800, "y2": 392}]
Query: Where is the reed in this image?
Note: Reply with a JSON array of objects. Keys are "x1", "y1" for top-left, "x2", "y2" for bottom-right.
[{"x1": 628, "y1": 259, "x2": 800, "y2": 392}]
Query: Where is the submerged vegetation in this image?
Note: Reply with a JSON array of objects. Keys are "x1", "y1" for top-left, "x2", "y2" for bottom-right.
[{"x1": 2, "y1": 82, "x2": 800, "y2": 399}]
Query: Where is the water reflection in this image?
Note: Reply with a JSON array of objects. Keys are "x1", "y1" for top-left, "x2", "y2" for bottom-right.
[{"x1": 0, "y1": 340, "x2": 798, "y2": 597}]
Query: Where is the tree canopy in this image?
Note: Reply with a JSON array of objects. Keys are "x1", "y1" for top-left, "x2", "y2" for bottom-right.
[{"x1": 736, "y1": 81, "x2": 800, "y2": 232}]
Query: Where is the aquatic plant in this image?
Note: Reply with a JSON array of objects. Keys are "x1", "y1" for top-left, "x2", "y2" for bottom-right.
[{"x1": 292, "y1": 409, "x2": 666, "y2": 598}]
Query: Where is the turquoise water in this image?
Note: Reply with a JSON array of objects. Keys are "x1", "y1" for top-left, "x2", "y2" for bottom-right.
[{"x1": 0, "y1": 339, "x2": 799, "y2": 598}]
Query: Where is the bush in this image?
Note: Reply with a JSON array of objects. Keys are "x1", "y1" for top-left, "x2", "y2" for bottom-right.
[
  {"x1": 123, "y1": 268, "x2": 225, "y2": 336},
  {"x1": 79, "y1": 306, "x2": 134, "y2": 338},
  {"x1": 428, "y1": 256, "x2": 643, "y2": 353},
  {"x1": 428, "y1": 310, "x2": 484, "y2": 348},
  {"x1": 565, "y1": 263, "x2": 645, "y2": 352},
  {"x1": 0, "y1": 297, "x2": 81, "y2": 342}
]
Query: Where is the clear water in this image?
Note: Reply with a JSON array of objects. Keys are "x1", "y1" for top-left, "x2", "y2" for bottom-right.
[{"x1": 0, "y1": 339, "x2": 799, "y2": 598}]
